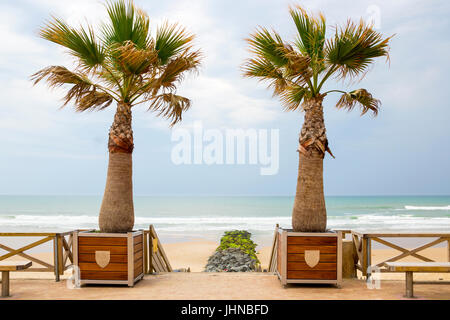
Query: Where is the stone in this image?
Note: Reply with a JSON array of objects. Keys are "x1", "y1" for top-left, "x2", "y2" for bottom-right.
[{"x1": 204, "y1": 248, "x2": 257, "y2": 273}]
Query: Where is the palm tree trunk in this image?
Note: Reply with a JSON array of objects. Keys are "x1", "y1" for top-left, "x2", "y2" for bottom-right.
[
  {"x1": 99, "y1": 102, "x2": 135, "y2": 233},
  {"x1": 292, "y1": 95, "x2": 328, "y2": 232}
]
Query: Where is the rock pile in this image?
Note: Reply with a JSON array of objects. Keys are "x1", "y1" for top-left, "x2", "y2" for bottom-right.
[
  {"x1": 205, "y1": 248, "x2": 257, "y2": 272},
  {"x1": 204, "y1": 230, "x2": 260, "y2": 272}
]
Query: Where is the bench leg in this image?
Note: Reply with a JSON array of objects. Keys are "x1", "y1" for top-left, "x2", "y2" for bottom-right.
[
  {"x1": 405, "y1": 271, "x2": 414, "y2": 298},
  {"x1": 1, "y1": 271, "x2": 10, "y2": 297}
]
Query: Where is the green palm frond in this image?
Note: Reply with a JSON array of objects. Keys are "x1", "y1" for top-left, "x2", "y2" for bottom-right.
[
  {"x1": 246, "y1": 27, "x2": 288, "y2": 67},
  {"x1": 243, "y1": 5, "x2": 391, "y2": 117},
  {"x1": 102, "y1": 0, "x2": 150, "y2": 49},
  {"x1": 39, "y1": 17, "x2": 105, "y2": 70},
  {"x1": 289, "y1": 5, "x2": 326, "y2": 62},
  {"x1": 242, "y1": 57, "x2": 288, "y2": 94},
  {"x1": 279, "y1": 85, "x2": 309, "y2": 111},
  {"x1": 325, "y1": 19, "x2": 393, "y2": 80},
  {"x1": 242, "y1": 57, "x2": 283, "y2": 79},
  {"x1": 155, "y1": 22, "x2": 195, "y2": 65},
  {"x1": 97, "y1": 62, "x2": 124, "y2": 89},
  {"x1": 336, "y1": 89, "x2": 380, "y2": 115},
  {"x1": 31, "y1": 66, "x2": 114, "y2": 110},
  {"x1": 148, "y1": 93, "x2": 191, "y2": 126}
]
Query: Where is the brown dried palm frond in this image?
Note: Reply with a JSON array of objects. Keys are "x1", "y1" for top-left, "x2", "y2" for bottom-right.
[
  {"x1": 133, "y1": 49, "x2": 201, "y2": 100},
  {"x1": 336, "y1": 89, "x2": 380, "y2": 115},
  {"x1": 148, "y1": 93, "x2": 191, "y2": 126},
  {"x1": 110, "y1": 40, "x2": 159, "y2": 75},
  {"x1": 282, "y1": 45, "x2": 313, "y2": 85},
  {"x1": 31, "y1": 66, "x2": 91, "y2": 88},
  {"x1": 31, "y1": 66, "x2": 113, "y2": 110},
  {"x1": 75, "y1": 90, "x2": 114, "y2": 112},
  {"x1": 154, "y1": 49, "x2": 201, "y2": 91}
]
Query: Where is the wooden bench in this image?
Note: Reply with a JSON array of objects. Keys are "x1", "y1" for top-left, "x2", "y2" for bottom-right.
[
  {"x1": 0, "y1": 261, "x2": 32, "y2": 297},
  {"x1": 385, "y1": 262, "x2": 450, "y2": 298}
]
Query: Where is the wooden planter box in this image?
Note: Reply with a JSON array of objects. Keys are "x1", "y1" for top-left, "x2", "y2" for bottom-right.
[
  {"x1": 73, "y1": 230, "x2": 144, "y2": 286},
  {"x1": 276, "y1": 228, "x2": 342, "y2": 286}
]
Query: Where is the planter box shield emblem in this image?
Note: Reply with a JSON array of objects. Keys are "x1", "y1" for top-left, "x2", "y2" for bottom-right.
[
  {"x1": 305, "y1": 250, "x2": 320, "y2": 268},
  {"x1": 95, "y1": 251, "x2": 110, "y2": 268}
]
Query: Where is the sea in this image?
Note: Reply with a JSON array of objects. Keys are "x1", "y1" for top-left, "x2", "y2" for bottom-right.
[{"x1": 0, "y1": 195, "x2": 449, "y2": 247}]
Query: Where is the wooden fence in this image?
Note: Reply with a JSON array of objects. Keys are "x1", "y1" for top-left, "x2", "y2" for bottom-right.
[
  {"x1": 268, "y1": 227, "x2": 449, "y2": 279},
  {"x1": 0, "y1": 231, "x2": 73, "y2": 281},
  {"x1": 352, "y1": 231, "x2": 450, "y2": 277},
  {"x1": 143, "y1": 225, "x2": 172, "y2": 273},
  {"x1": 72, "y1": 227, "x2": 174, "y2": 274}
]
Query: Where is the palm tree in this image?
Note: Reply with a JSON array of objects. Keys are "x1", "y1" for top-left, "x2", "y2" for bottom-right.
[
  {"x1": 32, "y1": 0, "x2": 202, "y2": 233},
  {"x1": 243, "y1": 6, "x2": 392, "y2": 232}
]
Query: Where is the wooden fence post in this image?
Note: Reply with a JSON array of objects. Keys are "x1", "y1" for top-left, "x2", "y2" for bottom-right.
[
  {"x1": 53, "y1": 236, "x2": 59, "y2": 282},
  {"x1": 366, "y1": 237, "x2": 372, "y2": 278},
  {"x1": 57, "y1": 234, "x2": 64, "y2": 275},
  {"x1": 342, "y1": 239, "x2": 357, "y2": 278},
  {"x1": 447, "y1": 239, "x2": 450, "y2": 262},
  {"x1": 361, "y1": 236, "x2": 367, "y2": 277},
  {"x1": 143, "y1": 231, "x2": 148, "y2": 274},
  {"x1": 148, "y1": 226, "x2": 153, "y2": 273}
]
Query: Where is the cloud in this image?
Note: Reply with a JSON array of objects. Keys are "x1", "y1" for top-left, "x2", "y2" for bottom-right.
[{"x1": 175, "y1": 75, "x2": 278, "y2": 128}]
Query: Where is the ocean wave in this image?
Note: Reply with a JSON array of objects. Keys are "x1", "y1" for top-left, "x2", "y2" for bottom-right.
[
  {"x1": 0, "y1": 213, "x2": 449, "y2": 233},
  {"x1": 402, "y1": 205, "x2": 450, "y2": 211}
]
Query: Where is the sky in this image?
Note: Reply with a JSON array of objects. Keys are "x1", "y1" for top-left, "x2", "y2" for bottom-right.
[{"x1": 0, "y1": 0, "x2": 449, "y2": 196}]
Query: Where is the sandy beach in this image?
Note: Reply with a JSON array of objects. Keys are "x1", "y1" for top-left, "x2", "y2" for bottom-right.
[{"x1": 2, "y1": 274, "x2": 449, "y2": 300}]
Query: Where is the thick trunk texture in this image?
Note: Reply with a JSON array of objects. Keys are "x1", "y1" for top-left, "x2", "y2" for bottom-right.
[
  {"x1": 99, "y1": 102, "x2": 135, "y2": 233},
  {"x1": 292, "y1": 95, "x2": 328, "y2": 232}
]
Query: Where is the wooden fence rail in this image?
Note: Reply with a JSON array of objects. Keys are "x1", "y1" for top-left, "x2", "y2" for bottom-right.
[
  {"x1": 143, "y1": 225, "x2": 172, "y2": 273},
  {"x1": 1, "y1": 226, "x2": 173, "y2": 281},
  {"x1": 0, "y1": 231, "x2": 74, "y2": 281},
  {"x1": 351, "y1": 231, "x2": 450, "y2": 277},
  {"x1": 268, "y1": 224, "x2": 279, "y2": 273}
]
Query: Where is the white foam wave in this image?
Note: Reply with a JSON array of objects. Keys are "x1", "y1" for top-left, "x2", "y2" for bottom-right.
[
  {"x1": 0, "y1": 213, "x2": 449, "y2": 234},
  {"x1": 403, "y1": 205, "x2": 450, "y2": 211}
]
